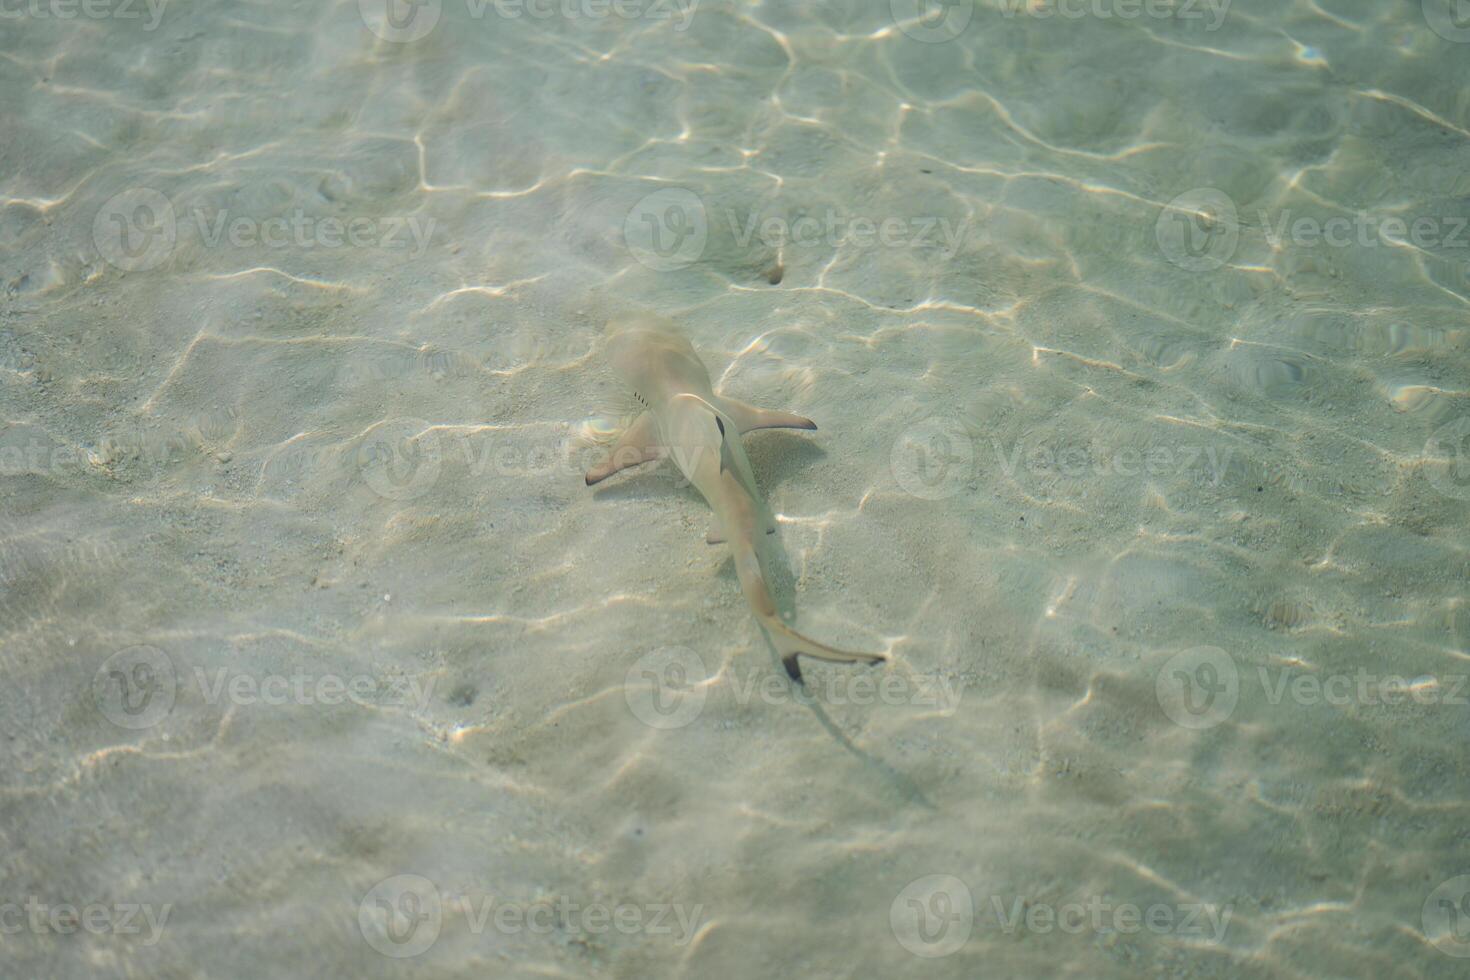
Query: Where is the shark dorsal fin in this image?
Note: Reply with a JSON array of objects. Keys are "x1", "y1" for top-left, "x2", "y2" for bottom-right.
[
  {"x1": 670, "y1": 393, "x2": 736, "y2": 473},
  {"x1": 671, "y1": 392, "x2": 723, "y2": 418}
]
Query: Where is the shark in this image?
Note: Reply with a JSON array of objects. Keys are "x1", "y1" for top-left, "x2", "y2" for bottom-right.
[{"x1": 585, "y1": 317, "x2": 887, "y2": 683}]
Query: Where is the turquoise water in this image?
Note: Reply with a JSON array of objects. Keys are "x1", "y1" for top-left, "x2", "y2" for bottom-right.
[{"x1": 3, "y1": 1, "x2": 1469, "y2": 976}]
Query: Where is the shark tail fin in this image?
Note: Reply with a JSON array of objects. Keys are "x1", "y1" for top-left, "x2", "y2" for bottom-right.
[
  {"x1": 761, "y1": 615, "x2": 887, "y2": 685},
  {"x1": 728, "y1": 532, "x2": 884, "y2": 684}
]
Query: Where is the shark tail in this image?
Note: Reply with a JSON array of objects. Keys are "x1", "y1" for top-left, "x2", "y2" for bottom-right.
[
  {"x1": 730, "y1": 533, "x2": 885, "y2": 684},
  {"x1": 761, "y1": 614, "x2": 887, "y2": 684}
]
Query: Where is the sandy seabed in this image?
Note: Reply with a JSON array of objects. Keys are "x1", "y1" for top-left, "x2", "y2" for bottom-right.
[{"x1": 2, "y1": 1, "x2": 1470, "y2": 977}]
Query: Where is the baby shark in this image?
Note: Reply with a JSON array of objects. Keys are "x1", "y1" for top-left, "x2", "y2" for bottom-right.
[{"x1": 586, "y1": 317, "x2": 886, "y2": 683}]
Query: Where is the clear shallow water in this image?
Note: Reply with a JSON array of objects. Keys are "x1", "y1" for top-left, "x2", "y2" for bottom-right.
[{"x1": 2, "y1": 1, "x2": 1470, "y2": 976}]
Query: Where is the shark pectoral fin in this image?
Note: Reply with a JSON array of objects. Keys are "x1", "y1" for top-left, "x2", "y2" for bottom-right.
[
  {"x1": 716, "y1": 396, "x2": 818, "y2": 434},
  {"x1": 585, "y1": 411, "x2": 660, "y2": 486},
  {"x1": 706, "y1": 516, "x2": 726, "y2": 545}
]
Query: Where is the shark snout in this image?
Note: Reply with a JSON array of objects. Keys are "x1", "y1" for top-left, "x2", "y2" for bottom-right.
[{"x1": 602, "y1": 324, "x2": 664, "y2": 386}]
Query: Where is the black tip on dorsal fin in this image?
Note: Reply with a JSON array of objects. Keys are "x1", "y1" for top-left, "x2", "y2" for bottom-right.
[{"x1": 715, "y1": 415, "x2": 728, "y2": 472}]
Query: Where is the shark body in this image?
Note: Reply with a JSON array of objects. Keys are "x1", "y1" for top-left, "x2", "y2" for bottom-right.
[{"x1": 586, "y1": 318, "x2": 886, "y2": 683}]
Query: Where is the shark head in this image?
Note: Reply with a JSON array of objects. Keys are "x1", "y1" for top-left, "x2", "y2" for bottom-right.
[
  {"x1": 604, "y1": 326, "x2": 663, "y2": 399},
  {"x1": 602, "y1": 316, "x2": 705, "y2": 410}
]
